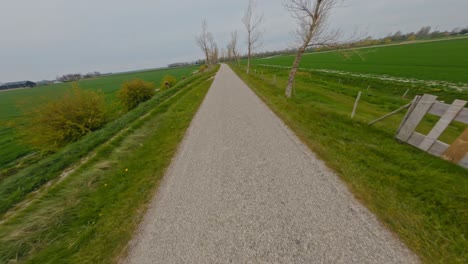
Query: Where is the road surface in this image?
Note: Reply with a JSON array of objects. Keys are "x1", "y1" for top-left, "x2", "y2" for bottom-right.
[{"x1": 124, "y1": 64, "x2": 418, "y2": 263}]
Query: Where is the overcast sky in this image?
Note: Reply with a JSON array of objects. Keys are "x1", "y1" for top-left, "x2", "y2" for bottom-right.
[{"x1": 0, "y1": 0, "x2": 467, "y2": 82}]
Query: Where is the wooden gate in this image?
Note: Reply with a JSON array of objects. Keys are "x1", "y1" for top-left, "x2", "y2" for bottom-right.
[{"x1": 396, "y1": 94, "x2": 468, "y2": 169}]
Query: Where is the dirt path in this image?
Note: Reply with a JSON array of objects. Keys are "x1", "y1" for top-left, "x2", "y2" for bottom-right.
[{"x1": 124, "y1": 64, "x2": 418, "y2": 263}]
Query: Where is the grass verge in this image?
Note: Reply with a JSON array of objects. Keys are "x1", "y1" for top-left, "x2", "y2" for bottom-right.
[
  {"x1": 0, "y1": 70, "x2": 214, "y2": 216},
  {"x1": 0, "y1": 65, "x2": 218, "y2": 263},
  {"x1": 230, "y1": 64, "x2": 467, "y2": 263}
]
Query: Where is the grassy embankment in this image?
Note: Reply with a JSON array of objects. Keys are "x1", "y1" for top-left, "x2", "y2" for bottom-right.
[
  {"x1": 257, "y1": 37, "x2": 468, "y2": 83},
  {"x1": 230, "y1": 64, "x2": 467, "y2": 263},
  {"x1": 0, "y1": 67, "x2": 210, "y2": 216},
  {"x1": 0, "y1": 66, "x2": 197, "y2": 172},
  {"x1": 0, "y1": 65, "x2": 218, "y2": 263}
]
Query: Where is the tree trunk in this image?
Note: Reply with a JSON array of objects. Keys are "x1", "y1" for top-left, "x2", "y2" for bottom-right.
[
  {"x1": 285, "y1": 46, "x2": 306, "y2": 97},
  {"x1": 205, "y1": 51, "x2": 210, "y2": 65},
  {"x1": 246, "y1": 44, "x2": 251, "y2": 74},
  {"x1": 246, "y1": 30, "x2": 252, "y2": 74}
]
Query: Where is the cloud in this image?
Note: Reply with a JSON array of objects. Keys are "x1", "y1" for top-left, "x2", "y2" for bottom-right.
[{"x1": 0, "y1": 0, "x2": 466, "y2": 82}]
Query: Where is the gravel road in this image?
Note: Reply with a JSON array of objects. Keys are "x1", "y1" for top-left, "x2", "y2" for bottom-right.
[{"x1": 123, "y1": 64, "x2": 419, "y2": 263}]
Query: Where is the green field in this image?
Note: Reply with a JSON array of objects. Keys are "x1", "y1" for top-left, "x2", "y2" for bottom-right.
[
  {"x1": 0, "y1": 66, "x2": 197, "y2": 171},
  {"x1": 231, "y1": 64, "x2": 467, "y2": 263},
  {"x1": 0, "y1": 66, "x2": 218, "y2": 263},
  {"x1": 257, "y1": 38, "x2": 468, "y2": 83}
]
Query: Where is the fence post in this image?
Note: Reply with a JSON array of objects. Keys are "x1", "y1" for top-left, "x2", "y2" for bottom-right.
[
  {"x1": 402, "y1": 89, "x2": 410, "y2": 99},
  {"x1": 351, "y1": 91, "x2": 362, "y2": 119}
]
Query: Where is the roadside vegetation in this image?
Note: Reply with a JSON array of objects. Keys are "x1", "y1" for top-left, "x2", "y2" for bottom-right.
[
  {"x1": 0, "y1": 67, "x2": 206, "y2": 215},
  {"x1": 19, "y1": 85, "x2": 108, "y2": 151},
  {"x1": 230, "y1": 64, "x2": 467, "y2": 263},
  {"x1": 160, "y1": 75, "x2": 177, "y2": 90},
  {"x1": 118, "y1": 79, "x2": 155, "y2": 111},
  {"x1": 0, "y1": 66, "x2": 197, "y2": 172},
  {"x1": 198, "y1": 64, "x2": 208, "y2": 72},
  {"x1": 0, "y1": 66, "x2": 219, "y2": 263}
]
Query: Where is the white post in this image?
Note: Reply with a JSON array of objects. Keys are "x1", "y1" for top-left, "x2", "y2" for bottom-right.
[
  {"x1": 402, "y1": 89, "x2": 410, "y2": 99},
  {"x1": 351, "y1": 91, "x2": 362, "y2": 119}
]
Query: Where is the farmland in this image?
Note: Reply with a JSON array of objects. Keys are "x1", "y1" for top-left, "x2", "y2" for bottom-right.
[
  {"x1": 257, "y1": 37, "x2": 468, "y2": 84},
  {"x1": 0, "y1": 66, "x2": 197, "y2": 171}
]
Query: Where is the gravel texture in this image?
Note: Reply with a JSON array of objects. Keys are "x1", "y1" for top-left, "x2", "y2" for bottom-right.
[{"x1": 123, "y1": 64, "x2": 419, "y2": 264}]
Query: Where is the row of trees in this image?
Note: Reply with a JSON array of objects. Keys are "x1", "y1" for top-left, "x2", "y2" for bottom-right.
[
  {"x1": 350, "y1": 26, "x2": 468, "y2": 48},
  {"x1": 196, "y1": 0, "x2": 467, "y2": 98},
  {"x1": 311, "y1": 25, "x2": 468, "y2": 52},
  {"x1": 196, "y1": 0, "x2": 263, "y2": 72},
  {"x1": 386, "y1": 26, "x2": 468, "y2": 42},
  {"x1": 196, "y1": 0, "x2": 346, "y2": 98},
  {"x1": 56, "y1": 71, "x2": 101, "y2": 82}
]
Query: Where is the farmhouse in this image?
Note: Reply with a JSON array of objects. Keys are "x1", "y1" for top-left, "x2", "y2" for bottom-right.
[{"x1": 0, "y1": 81, "x2": 36, "y2": 90}]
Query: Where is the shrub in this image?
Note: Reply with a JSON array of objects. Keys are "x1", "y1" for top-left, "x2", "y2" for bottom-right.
[
  {"x1": 199, "y1": 64, "x2": 208, "y2": 72},
  {"x1": 20, "y1": 84, "x2": 107, "y2": 151},
  {"x1": 160, "y1": 75, "x2": 177, "y2": 90},
  {"x1": 407, "y1": 34, "x2": 417, "y2": 41},
  {"x1": 118, "y1": 79, "x2": 155, "y2": 110}
]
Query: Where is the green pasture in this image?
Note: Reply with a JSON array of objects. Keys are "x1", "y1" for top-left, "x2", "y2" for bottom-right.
[
  {"x1": 257, "y1": 38, "x2": 468, "y2": 83},
  {"x1": 0, "y1": 66, "x2": 197, "y2": 170}
]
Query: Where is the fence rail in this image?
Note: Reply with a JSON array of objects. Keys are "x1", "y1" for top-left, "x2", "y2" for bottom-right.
[{"x1": 396, "y1": 94, "x2": 468, "y2": 169}]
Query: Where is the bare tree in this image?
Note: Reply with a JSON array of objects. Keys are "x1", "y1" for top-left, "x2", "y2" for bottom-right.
[
  {"x1": 196, "y1": 19, "x2": 213, "y2": 65},
  {"x1": 284, "y1": 0, "x2": 342, "y2": 97},
  {"x1": 227, "y1": 30, "x2": 240, "y2": 65},
  {"x1": 416, "y1": 26, "x2": 431, "y2": 37},
  {"x1": 220, "y1": 48, "x2": 227, "y2": 61},
  {"x1": 208, "y1": 35, "x2": 219, "y2": 64},
  {"x1": 242, "y1": 0, "x2": 263, "y2": 74}
]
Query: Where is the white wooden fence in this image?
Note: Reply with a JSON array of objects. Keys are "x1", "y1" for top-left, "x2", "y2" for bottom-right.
[{"x1": 396, "y1": 94, "x2": 468, "y2": 169}]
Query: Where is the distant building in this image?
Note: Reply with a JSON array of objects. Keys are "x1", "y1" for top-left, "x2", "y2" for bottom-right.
[{"x1": 0, "y1": 81, "x2": 36, "y2": 90}]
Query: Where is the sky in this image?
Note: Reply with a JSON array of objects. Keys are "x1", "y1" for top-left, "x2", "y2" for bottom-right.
[{"x1": 0, "y1": 0, "x2": 467, "y2": 83}]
